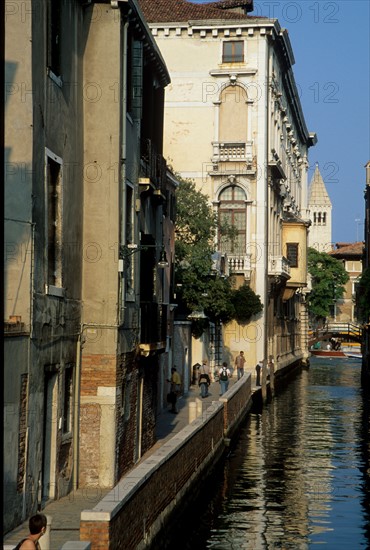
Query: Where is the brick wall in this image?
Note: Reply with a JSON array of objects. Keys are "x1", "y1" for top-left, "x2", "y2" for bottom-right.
[
  {"x1": 116, "y1": 352, "x2": 137, "y2": 479},
  {"x1": 17, "y1": 374, "x2": 28, "y2": 492},
  {"x1": 80, "y1": 376, "x2": 252, "y2": 549},
  {"x1": 222, "y1": 375, "x2": 252, "y2": 438},
  {"x1": 140, "y1": 358, "x2": 158, "y2": 456},
  {"x1": 79, "y1": 353, "x2": 117, "y2": 487},
  {"x1": 81, "y1": 354, "x2": 117, "y2": 395},
  {"x1": 81, "y1": 405, "x2": 226, "y2": 549}
]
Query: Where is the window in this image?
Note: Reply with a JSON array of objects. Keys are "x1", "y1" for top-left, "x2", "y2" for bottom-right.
[
  {"x1": 63, "y1": 366, "x2": 73, "y2": 434},
  {"x1": 121, "y1": 375, "x2": 132, "y2": 421},
  {"x1": 126, "y1": 34, "x2": 143, "y2": 120},
  {"x1": 47, "y1": 0, "x2": 61, "y2": 78},
  {"x1": 222, "y1": 41, "x2": 244, "y2": 63},
  {"x1": 219, "y1": 85, "x2": 248, "y2": 143},
  {"x1": 313, "y1": 211, "x2": 326, "y2": 225},
  {"x1": 124, "y1": 185, "x2": 135, "y2": 300},
  {"x1": 219, "y1": 185, "x2": 246, "y2": 254},
  {"x1": 286, "y1": 243, "x2": 299, "y2": 268},
  {"x1": 46, "y1": 149, "x2": 63, "y2": 289}
]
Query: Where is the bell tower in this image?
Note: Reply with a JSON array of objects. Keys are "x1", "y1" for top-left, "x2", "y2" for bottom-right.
[{"x1": 308, "y1": 164, "x2": 332, "y2": 252}]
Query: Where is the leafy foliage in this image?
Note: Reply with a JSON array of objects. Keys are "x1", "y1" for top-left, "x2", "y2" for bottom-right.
[
  {"x1": 174, "y1": 175, "x2": 263, "y2": 330},
  {"x1": 175, "y1": 177, "x2": 231, "y2": 322},
  {"x1": 307, "y1": 247, "x2": 349, "y2": 319},
  {"x1": 357, "y1": 267, "x2": 370, "y2": 321},
  {"x1": 231, "y1": 283, "x2": 263, "y2": 324},
  {"x1": 203, "y1": 277, "x2": 235, "y2": 324}
]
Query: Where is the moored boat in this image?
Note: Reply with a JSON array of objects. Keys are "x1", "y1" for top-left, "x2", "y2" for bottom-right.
[
  {"x1": 310, "y1": 343, "x2": 362, "y2": 359},
  {"x1": 344, "y1": 352, "x2": 362, "y2": 359},
  {"x1": 310, "y1": 349, "x2": 347, "y2": 358}
]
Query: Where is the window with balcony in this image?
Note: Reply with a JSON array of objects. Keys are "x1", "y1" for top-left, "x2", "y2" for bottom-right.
[
  {"x1": 219, "y1": 185, "x2": 246, "y2": 254},
  {"x1": 222, "y1": 41, "x2": 244, "y2": 63},
  {"x1": 219, "y1": 85, "x2": 247, "y2": 142},
  {"x1": 211, "y1": 85, "x2": 252, "y2": 164}
]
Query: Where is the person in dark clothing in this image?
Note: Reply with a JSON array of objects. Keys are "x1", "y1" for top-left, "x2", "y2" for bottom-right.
[
  {"x1": 167, "y1": 367, "x2": 181, "y2": 413},
  {"x1": 15, "y1": 514, "x2": 47, "y2": 550},
  {"x1": 255, "y1": 360, "x2": 262, "y2": 386}
]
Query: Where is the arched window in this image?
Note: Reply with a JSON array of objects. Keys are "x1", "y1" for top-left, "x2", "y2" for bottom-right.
[{"x1": 218, "y1": 185, "x2": 247, "y2": 254}]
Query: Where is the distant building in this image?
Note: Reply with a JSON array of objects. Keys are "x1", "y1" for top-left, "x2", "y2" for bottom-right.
[
  {"x1": 140, "y1": 0, "x2": 316, "y2": 373},
  {"x1": 308, "y1": 164, "x2": 332, "y2": 252},
  {"x1": 328, "y1": 242, "x2": 364, "y2": 323}
]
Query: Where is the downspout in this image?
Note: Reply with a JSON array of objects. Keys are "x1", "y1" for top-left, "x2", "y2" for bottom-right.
[
  {"x1": 72, "y1": 331, "x2": 81, "y2": 491},
  {"x1": 120, "y1": 19, "x2": 129, "y2": 316}
]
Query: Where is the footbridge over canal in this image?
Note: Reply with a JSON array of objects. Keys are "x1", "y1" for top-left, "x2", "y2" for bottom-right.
[{"x1": 308, "y1": 322, "x2": 362, "y2": 348}]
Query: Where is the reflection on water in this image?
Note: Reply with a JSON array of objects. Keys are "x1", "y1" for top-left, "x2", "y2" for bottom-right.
[{"x1": 167, "y1": 358, "x2": 370, "y2": 549}]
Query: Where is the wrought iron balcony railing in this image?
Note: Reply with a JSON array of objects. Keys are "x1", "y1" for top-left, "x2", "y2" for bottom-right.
[{"x1": 140, "y1": 138, "x2": 167, "y2": 194}]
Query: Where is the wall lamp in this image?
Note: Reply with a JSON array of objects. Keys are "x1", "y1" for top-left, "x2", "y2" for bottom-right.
[{"x1": 119, "y1": 244, "x2": 169, "y2": 268}]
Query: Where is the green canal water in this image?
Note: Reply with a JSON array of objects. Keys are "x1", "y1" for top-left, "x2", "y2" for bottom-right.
[{"x1": 163, "y1": 357, "x2": 370, "y2": 549}]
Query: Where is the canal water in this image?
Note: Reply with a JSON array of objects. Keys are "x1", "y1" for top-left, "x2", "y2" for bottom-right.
[{"x1": 164, "y1": 357, "x2": 370, "y2": 549}]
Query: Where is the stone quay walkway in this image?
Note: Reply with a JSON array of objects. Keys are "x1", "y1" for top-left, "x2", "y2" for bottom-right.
[{"x1": 4, "y1": 368, "x2": 260, "y2": 550}]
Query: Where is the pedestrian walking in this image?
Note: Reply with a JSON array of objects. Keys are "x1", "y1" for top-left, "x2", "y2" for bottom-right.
[
  {"x1": 15, "y1": 513, "x2": 47, "y2": 550},
  {"x1": 218, "y1": 362, "x2": 231, "y2": 396},
  {"x1": 198, "y1": 359, "x2": 210, "y2": 398},
  {"x1": 235, "y1": 351, "x2": 246, "y2": 380},
  {"x1": 167, "y1": 367, "x2": 181, "y2": 413}
]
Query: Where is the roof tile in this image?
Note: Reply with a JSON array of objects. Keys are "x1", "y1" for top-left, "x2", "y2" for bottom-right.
[{"x1": 138, "y1": 0, "x2": 258, "y2": 23}]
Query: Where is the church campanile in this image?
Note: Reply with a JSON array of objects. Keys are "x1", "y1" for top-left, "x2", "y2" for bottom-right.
[{"x1": 308, "y1": 163, "x2": 332, "y2": 252}]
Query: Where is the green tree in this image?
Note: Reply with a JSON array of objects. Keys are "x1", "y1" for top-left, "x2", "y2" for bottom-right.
[
  {"x1": 357, "y1": 266, "x2": 370, "y2": 321},
  {"x1": 231, "y1": 283, "x2": 263, "y2": 324},
  {"x1": 174, "y1": 176, "x2": 263, "y2": 329},
  {"x1": 307, "y1": 247, "x2": 349, "y2": 320},
  {"x1": 175, "y1": 177, "x2": 232, "y2": 322}
]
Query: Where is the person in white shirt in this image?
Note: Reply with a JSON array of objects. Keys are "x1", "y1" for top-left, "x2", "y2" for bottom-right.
[{"x1": 198, "y1": 360, "x2": 211, "y2": 398}]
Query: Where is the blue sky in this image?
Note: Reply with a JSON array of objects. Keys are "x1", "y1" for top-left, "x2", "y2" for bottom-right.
[{"x1": 194, "y1": 0, "x2": 370, "y2": 243}]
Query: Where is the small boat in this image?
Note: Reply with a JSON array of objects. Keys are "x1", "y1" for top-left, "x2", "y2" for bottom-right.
[
  {"x1": 344, "y1": 352, "x2": 362, "y2": 359},
  {"x1": 310, "y1": 343, "x2": 362, "y2": 359},
  {"x1": 310, "y1": 349, "x2": 346, "y2": 358}
]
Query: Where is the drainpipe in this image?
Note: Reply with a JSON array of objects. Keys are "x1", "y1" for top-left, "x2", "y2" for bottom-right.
[
  {"x1": 72, "y1": 331, "x2": 82, "y2": 491},
  {"x1": 120, "y1": 19, "x2": 129, "y2": 318}
]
